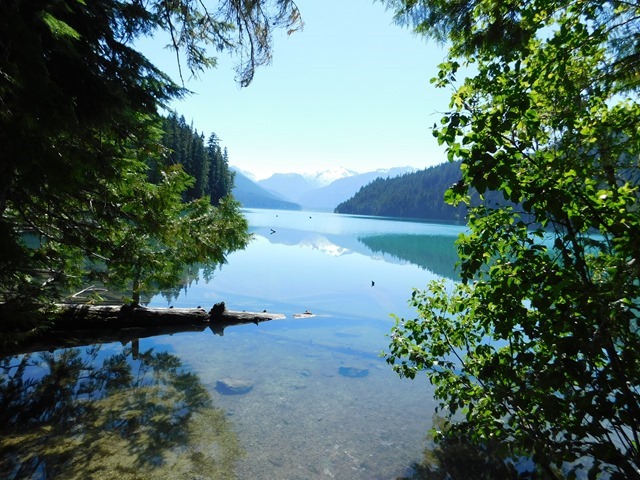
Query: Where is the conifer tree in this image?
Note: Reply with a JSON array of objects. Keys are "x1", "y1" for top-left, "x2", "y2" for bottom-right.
[
  {"x1": 0, "y1": 0, "x2": 302, "y2": 328},
  {"x1": 207, "y1": 135, "x2": 234, "y2": 204}
]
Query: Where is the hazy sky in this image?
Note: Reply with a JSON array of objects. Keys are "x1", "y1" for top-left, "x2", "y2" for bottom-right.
[{"x1": 140, "y1": 0, "x2": 451, "y2": 179}]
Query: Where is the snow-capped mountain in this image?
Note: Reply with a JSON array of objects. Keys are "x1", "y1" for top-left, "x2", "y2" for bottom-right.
[
  {"x1": 230, "y1": 165, "x2": 418, "y2": 211},
  {"x1": 252, "y1": 166, "x2": 416, "y2": 210},
  {"x1": 297, "y1": 166, "x2": 416, "y2": 210},
  {"x1": 308, "y1": 167, "x2": 359, "y2": 187}
]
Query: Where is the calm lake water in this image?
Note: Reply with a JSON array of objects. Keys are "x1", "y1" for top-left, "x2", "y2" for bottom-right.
[{"x1": 1, "y1": 209, "x2": 466, "y2": 479}]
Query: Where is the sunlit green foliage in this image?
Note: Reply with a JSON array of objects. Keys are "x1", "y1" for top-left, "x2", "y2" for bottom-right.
[
  {"x1": 96, "y1": 159, "x2": 249, "y2": 305},
  {"x1": 383, "y1": 0, "x2": 640, "y2": 477},
  {"x1": 158, "y1": 113, "x2": 235, "y2": 204},
  {"x1": 0, "y1": 0, "x2": 300, "y2": 325}
]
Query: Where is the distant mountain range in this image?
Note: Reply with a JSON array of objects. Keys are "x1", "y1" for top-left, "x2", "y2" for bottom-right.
[
  {"x1": 231, "y1": 170, "x2": 301, "y2": 210},
  {"x1": 257, "y1": 173, "x2": 318, "y2": 203},
  {"x1": 295, "y1": 168, "x2": 415, "y2": 210},
  {"x1": 231, "y1": 166, "x2": 416, "y2": 211}
]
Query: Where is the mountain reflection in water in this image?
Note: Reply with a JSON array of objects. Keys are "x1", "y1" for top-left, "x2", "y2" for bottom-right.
[
  {"x1": 251, "y1": 226, "x2": 460, "y2": 281},
  {"x1": 2, "y1": 210, "x2": 469, "y2": 479},
  {"x1": 358, "y1": 234, "x2": 460, "y2": 281},
  {"x1": 0, "y1": 347, "x2": 241, "y2": 480}
]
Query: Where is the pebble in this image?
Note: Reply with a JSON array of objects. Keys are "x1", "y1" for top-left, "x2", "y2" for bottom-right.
[
  {"x1": 215, "y1": 377, "x2": 254, "y2": 395},
  {"x1": 338, "y1": 367, "x2": 369, "y2": 378}
]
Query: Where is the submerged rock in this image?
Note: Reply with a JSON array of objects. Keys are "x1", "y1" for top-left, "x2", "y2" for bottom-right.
[
  {"x1": 338, "y1": 367, "x2": 369, "y2": 378},
  {"x1": 215, "y1": 377, "x2": 254, "y2": 395}
]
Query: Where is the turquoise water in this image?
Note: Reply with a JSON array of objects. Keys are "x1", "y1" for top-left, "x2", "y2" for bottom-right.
[{"x1": 1, "y1": 209, "x2": 465, "y2": 479}]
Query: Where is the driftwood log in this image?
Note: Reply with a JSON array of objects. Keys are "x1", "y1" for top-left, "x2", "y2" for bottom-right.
[{"x1": 2, "y1": 302, "x2": 286, "y2": 356}]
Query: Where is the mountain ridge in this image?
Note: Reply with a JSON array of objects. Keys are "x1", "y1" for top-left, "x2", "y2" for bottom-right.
[
  {"x1": 334, "y1": 161, "x2": 465, "y2": 221},
  {"x1": 334, "y1": 161, "x2": 512, "y2": 222},
  {"x1": 253, "y1": 166, "x2": 416, "y2": 211},
  {"x1": 231, "y1": 169, "x2": 301, "y2": 210},
  {"x1": 231, "y1": 165, "x2": 418, "y2": 211}
]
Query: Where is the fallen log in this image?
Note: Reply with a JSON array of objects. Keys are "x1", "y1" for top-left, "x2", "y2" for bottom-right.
[
  {"x1": 55, "y1": 302, "x2": 284, "y2": 327},
  {"x1": 55, "y1": 303, "x2": 210, "y2": 326},
  {"x1": 1, "y1": 302, "x2": 286, "y2": 356}
]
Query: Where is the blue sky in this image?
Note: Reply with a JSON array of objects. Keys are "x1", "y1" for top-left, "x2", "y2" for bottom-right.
[{"x1": 140, "y1": 0, "x2": 452, "y2": 179}]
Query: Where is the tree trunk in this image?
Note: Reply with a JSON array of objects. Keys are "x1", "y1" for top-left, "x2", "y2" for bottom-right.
[{"x1": 1, "y1": 303, "x2": 286, "y2": 356}]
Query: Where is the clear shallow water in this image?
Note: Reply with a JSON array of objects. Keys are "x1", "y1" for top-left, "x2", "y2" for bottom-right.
[{"x1": 2, "y1": 209, "x2": 465, "y2": 479}]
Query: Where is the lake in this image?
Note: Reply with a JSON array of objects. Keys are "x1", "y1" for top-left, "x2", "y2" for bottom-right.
[{"x1": 0, "y1": 209, "x2": 466, "y2": 479}]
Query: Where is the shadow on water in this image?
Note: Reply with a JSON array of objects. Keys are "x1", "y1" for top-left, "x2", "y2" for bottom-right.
[
  {"x1": 400, "y1": 438, "x2": 544, "y2": 480},
  {"x1": 399, "y1": 417, "x2": 548, "y2": 480},
  {"x1": 0, "y1": 346, "x2": 242, "y2": 480}
]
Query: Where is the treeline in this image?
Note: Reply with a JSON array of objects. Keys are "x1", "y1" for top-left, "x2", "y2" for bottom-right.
[
  {"x1": 335, "y1": 161, "x2": 509, "y2": 221},
  {"x1": 335, "y1": 162, "x2": 468, "y2": 221},
  {"x1": 154, "y1": 112, "x2": 235, "y2": 204},
  {"x1": 0, "y1": 0, "x2": 296, "y2": 337}
]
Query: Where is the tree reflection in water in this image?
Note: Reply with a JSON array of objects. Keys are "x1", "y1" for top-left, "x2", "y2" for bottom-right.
[
  {"x1": 0, "y1": 346, "x2": 242, "y2": 479},
  {"x1": 397, "y1": 416, "x2": 548, "y2": 480}
]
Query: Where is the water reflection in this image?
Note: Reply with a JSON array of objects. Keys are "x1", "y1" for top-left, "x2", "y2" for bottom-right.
[
  {"x1": 400, "y1": 437, "x2": 535, "y2": 480},
  {"x1": 252, "y1": 226, "x2": 363, "y2": 256},
  {"x1": 146, "y1": 211, "x2": 463, "y2": 313},
  {"x1": 358, "y1": 234, "x2": 460, "y2": 281},
  {"x1": 2, "y1": 211, "x2": 465, "y2": 479},
  {"x1": 0, "y1": 347, "x2": 241, "y2": 479},
  {"x1": 252, "y1": 227, "x2": 460, "y2": 281}
]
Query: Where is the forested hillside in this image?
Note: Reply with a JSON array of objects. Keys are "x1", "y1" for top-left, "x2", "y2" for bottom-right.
[
  {"x1": 335, "y1": 162, "x2": 468, "y2": 221},
  {"x1": 232, "y1": 171, "x2": 302, "y2": 210},
  {"x1": 158, "y1": 113, "x2": 235, "y2": 204}
]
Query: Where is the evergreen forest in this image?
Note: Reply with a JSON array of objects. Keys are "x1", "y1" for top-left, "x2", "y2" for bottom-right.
[
  {"x1": 335, "y1": 161, "x2": 504, "y2": 222},
  {"x1": 0, "y1": 0, "x2": 301, "y2": 338},
  {"x1": 157, "y1": 113, "x2": 235, "y2": 205}
]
